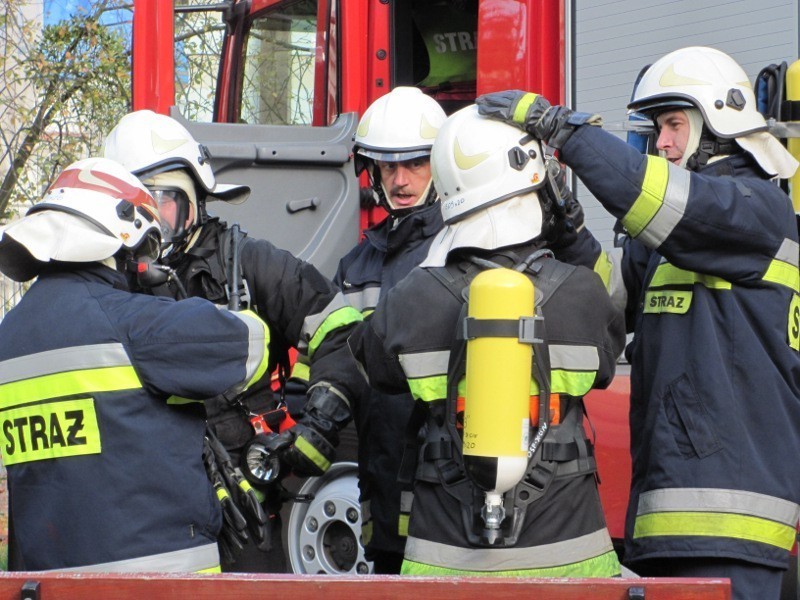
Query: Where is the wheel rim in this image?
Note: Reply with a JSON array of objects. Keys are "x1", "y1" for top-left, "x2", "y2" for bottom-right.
[{"x1": 286, "y1": 462, "x2": 373, "y2": 574}]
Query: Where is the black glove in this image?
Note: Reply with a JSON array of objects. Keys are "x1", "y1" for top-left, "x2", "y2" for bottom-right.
[
  {"x1": 476, "y1": 90, "x2": 602, "y2": 149},
  {"x1": 542, "y1": 157, "x2": 588, "y2": 250},
  {"x1": 203, "y1": 434, "x2": 249, "y2": 564},
  {"x1": 206, "y1": 429, "x2": 272, "y2": 553},
  {"x1": 265, "y1": 386, "x2": 351, "y2": 478}
]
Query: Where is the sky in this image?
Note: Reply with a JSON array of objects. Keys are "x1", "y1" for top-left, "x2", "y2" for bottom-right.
[{"x1": 43, "y1": 0, "x2": 132, "y2": 28}]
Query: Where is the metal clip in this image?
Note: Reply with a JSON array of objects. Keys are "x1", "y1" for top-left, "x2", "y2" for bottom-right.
[{"x1": 518, "y1": 315, "x2": 543, "y2": 344}]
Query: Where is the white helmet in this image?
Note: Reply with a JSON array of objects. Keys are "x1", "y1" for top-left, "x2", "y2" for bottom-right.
[
  {"x1": 102, "y1": 109, "x2": 250, "y2": 203},
  {"x1": 432, "y1": 105, "x2": 547, "y2": 224},
  {"x1": 628, "y1": 46, "x2": 766, "y2": 138},
  {"x1": 0, "y1": 157, "x2": 161, "y2": 281},
  {"x1": 353, "y1": 87, "x2": 447, "y2": 174}
]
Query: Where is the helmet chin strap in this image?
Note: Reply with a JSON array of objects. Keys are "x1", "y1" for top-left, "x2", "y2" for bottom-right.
[
  {"x1": 375, "y1": 176, "x2": 436, "y2": 220},
  {"x1": 680, "y1": 108, "x2": 738, "y2": 171}
]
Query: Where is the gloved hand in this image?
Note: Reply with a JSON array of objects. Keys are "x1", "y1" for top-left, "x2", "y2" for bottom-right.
[
  {"x1": 203, "y1": 434, "x2": 249, "y2": 564},
  {"x1": 476, "y1": 90, "x2": 603, "y2": 149},
  {"x1": 206, "y1": 429, "x2": 272, "y2": 553},
  {"x1": 265, "y1": 386, "x2": 351, "y2": 478},
  {"x1": 542, "y1": 157, "x2": 588, "y2": 248}
]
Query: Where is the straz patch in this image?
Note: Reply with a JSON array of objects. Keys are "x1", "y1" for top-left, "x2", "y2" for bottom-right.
[
  {"x1": 644, "y1": 290, "x2": 692, "y2": 314},
  {"x1": 790, "y1": 294, "x2": 800, "y2": 352},
  {"x1": 1, "y1": 398, "x2": 101, "y2": 465}
]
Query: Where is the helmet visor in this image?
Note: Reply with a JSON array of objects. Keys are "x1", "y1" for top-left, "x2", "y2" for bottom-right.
[
  {"x1": 356, "y1": 148, "x2": 432, "y2": 163},
  {"x1": 150, "y1": 188, "x2": 191, "y2": 245}
]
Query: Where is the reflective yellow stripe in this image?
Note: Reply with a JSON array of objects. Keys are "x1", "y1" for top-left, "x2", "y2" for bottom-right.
[
  {"x1": 196, "y1": 566, "x2": 221, "y2": 574},
  {"x1": 401, "y1": 549, "x2": 620, "y2": 577},
  {"x1": 623, "y1": 156, "x2": 669, "y2": 238},
  {"x1": 308, "y1": 306, "x2": 363, "y2": 359},
  {"x1": 296, "y1": 435, "x2": 331, "y2": 472},
  {"x1": 421, "y1": 370, "x2": 596, "y2": 403},
  {"x1": 361, "y1": 521, "x2": 373, "y2": 546},
  {"x1": 593, "y1": 251, "x2": 613, "y2": 291},
  {"x1": 290, "y1": 360, "x2": 310, "y2": 382},
  {"x1": 408, "y1": 375, "x2": 448, "y2": 403},
  {"x1": 790, "y1": 294, "x2": 800, "y2": 351},
  {"x1": 236, "y1": 309, "x2": 271, "y2": 390},
  {"x1": 764, "y1": 259, "x2": 800, "y2": 292},
  {"x1": 513, "y1": 93, "x2": 539, "y2": 123},
  {"x1": 0, "y1": 366, "x2": 141, "y2": 410},
  {"x1": 649, "y1": 263, "x2": 731, "y2": 290},
  {"x1": 166, "y1": 396, "x2": 202, "y2": 405},
  {"x1": 0, "y1": 398, "x2": 101, "y2": 465},
  {"x1": 633, "y1": 511, "x2": 797, "y2": 550},
  {"x1": 529, "y1": 371, "x2": 596, "y2": 397},
  {"x1": 398, "y1": 514, "x2": 409, "y2": 537},
  {"x1": 215, "y1": 487, "x2": 230, "y2": 502}
]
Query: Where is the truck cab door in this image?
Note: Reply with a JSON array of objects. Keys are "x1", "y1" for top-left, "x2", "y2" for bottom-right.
[{"x1": 167, "y1": 0, "x2": 358, "y2": 278}]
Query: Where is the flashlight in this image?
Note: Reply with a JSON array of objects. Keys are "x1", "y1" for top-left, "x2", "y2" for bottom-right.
[{"x1": 240, "y1": 433, "x2": 282, "y2": 485}]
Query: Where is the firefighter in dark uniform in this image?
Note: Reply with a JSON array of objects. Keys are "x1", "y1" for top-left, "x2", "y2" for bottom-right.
[
  {"x1": 349, "y1": 105, "x2": 626, "y2": 576},
  {"x1": 334, "y1": 87, "x2": 446, "y2": 573},
  {"x1": 477, "y1": 45, "x2": 800, "y2": 600},
  {"x1": 103, "y1": 111, "x2": 363, "y2": 572},
  {"x1": 0, "y1": 158, "x2": 271, "y2": 572}
]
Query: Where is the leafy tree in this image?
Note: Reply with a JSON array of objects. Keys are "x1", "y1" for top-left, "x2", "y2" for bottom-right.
[{"x1": 0, "y1": 0, "x2": 131, "y2": 221}]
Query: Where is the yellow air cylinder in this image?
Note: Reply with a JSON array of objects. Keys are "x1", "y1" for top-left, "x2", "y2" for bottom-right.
[
  {"x1": 463, "y1": 268, "x2": 533, "y2": 495},
  {"x1": 786, "y1": 58, "x2": 800, "y2": 212}
]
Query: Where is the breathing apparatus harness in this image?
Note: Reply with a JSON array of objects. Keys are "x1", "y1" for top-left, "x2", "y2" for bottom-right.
[{"x1": 399, "y1": 249, "x2": 597, "y2": 547}]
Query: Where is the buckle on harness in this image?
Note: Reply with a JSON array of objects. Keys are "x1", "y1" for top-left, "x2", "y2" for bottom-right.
[
  {"x1": 518, "y1": 315, "x2": 542, "y2": 344},
  {"x1": 461, "y1": 315, "x2": 542, "y2": 344}
]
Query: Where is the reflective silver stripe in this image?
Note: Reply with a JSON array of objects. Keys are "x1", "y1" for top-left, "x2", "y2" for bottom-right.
[
  {"x1": 228, "y1": 309, "x2": 269, "y2": 388},
  {"x1": 549, "y1": 344, "x2": 599, "y2": 371},
  {"x1": 404, "y1": 528, "x2": 613, "y2": 571},
  {"x1": 54, "y1": 542, "x2": 220, "y2": 573},
  {"x1": 298, "y1": 292, "x2": 349, "y2": 353},
  {"x1": 637, "y1": 164, "x2": 690, "y2": 249},
  {"x1": 0, "y1": 343, "x2": 131, "y2": 384},
  {"x1": 606, "y1": 248, "x2": 628, "y2": 315},
  {"x1": 777, "y1": 238, "x2": 800, "y2": 268},
  {"x1": 638, "y1": 488, "x2": 800, "y2": 527},
  {"x1": 398, "y1": 350, "x2": 450, "y2": 378},
  {"x1": 400, "y1": 491, "x2": 414, "y2": 513},
  {"x1": 360, "y1": 500, "x2": 371, "y2": 522},
  {"x1": 344, "y1": 286, "x2": 381, "y2": 313}
]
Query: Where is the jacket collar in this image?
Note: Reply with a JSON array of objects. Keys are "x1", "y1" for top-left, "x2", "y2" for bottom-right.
[
  {"x1": 364, "y1": 201, "x2": 443, "y2": 253},
  {"x1": 695, "y1": 152, "x2": 769, "y2": 180}
]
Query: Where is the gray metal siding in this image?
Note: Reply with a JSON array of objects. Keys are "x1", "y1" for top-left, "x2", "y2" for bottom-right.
[{"x1": 572, "y1": 0, "x2": 799, "y2": 248}]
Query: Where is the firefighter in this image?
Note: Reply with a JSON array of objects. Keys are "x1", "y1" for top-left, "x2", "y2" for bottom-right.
[
  {"x1": 348, "y1": 105, "x2": 626, "y2": 576},
  {"x1": 334, "y1": 87, "x2": 447, "y2": 573},
  {"x1": 476, "y1": 46, "x2": 800, "y2": 600},
  {"x1": 0, "y1": 157, "x2": 271, "y2": 572},
  {"x1": 103, "y1": 111, "x2": 363, "y2": 572}
]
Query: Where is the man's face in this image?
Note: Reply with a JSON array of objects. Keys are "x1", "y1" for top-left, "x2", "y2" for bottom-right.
[
  {"x1": 150, "y1": 189, "x2": 194, "y2": 242},
  {"x1": 376, "y1": 157, "x2": 432, "y2": 209},
  {"x1": 656, "y1": 109, "x2": 690, "y2": 164}
]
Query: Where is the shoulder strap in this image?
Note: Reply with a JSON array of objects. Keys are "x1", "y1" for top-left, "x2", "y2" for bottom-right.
[{"x1": 220, "y1": 224, "x2": 252, "y2": 310}]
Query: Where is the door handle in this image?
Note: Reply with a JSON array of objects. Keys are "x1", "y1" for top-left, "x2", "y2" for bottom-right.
[{"x1": 286, "y1": 197, "x2": 319, "y2": 213}]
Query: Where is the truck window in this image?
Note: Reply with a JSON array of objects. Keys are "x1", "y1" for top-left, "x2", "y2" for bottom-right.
[
  {"x1": 395, "y1": 0, "x2": 478, "y2": 114},
  {"x1": 240, "y1": 0, "x2": 325, "y2": 126},
  {"x1": 174, "y1": 3, "x2": 226, "y2": 122}
]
